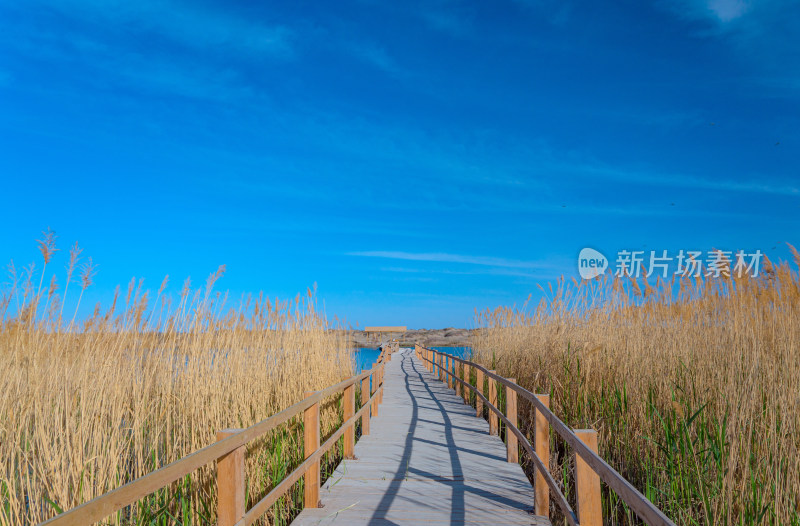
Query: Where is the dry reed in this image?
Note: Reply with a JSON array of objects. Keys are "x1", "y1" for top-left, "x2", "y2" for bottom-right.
[
  {"x1": 472, "y1": 254, "x2": 800, "y2": 525},
  {"x1": 0, "y1": 234, "x2": 353, "y2": 525}
]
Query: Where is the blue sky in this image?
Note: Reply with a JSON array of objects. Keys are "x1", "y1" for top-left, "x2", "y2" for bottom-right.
[{"x1": 0, "y1": 0, "x2": 798, "y2": 328}]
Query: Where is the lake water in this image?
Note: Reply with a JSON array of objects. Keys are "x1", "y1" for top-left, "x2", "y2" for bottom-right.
[{"x1": 353, "y1": 346, "x2": 472, "y2": 373}]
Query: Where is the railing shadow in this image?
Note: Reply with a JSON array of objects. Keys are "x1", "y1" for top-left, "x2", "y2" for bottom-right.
[
  {"x1": 368, "y1": 349, "x2": 467, "y2": 525},
  {"x1": 366, "y1": 349, "x2": 417, "y2": 525}
]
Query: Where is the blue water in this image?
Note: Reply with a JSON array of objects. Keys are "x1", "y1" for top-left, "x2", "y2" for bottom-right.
[
  {"x1": 430, "y1": 346, "x2": 472, "y2": 359},
  {"x1": 353, "y1": 346, "x2": 472, "y2": 373},
  {"x1": 353, "y1": 347, "x2": 382, "y2": 373}
]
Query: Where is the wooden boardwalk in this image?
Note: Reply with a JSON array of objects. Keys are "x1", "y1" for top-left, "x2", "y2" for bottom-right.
[
  {"x1": 293, "y1": 348, "x2": 550, "y2": 526},
  {"x1": 43, "y1": 343, "x2": 673, "y2": 526}
]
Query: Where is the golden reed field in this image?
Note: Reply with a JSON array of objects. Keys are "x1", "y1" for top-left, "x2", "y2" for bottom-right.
[
  {"x1": 3, "y1": 231, "x2": 799, "y2": 525},
  {"x1": 471, "y1": 250, "x2": 800, "y2": 525},
  {"x1": 0, "y1": 232, "x2": 353, "y2": 525}
]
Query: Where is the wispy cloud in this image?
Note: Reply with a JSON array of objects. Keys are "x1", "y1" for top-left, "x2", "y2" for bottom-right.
[
  {"x1": 379, "y1": 265, "x2": 563, "y2": 280},
  {"x1": 661, "y1": 0, "x2": 800, "y2": 89},
  {"x1": 705, "y1": 0, "x2": 750, "y2": 22},
  {"x1": 663, "y1": 0, "x2": 752, "y2": 25},
  {"x1": 0, "y1": 1, "x2": 292, "y2": 103},
  {"x1": 511, "y1": 0, "x2": 571, "y2": 25},
  {"x1": 348, "y1": 41, "x2": 404, "y2": 76},
  {"x1": 27, "y1": 0, "x2": 293, "y2": 58},
  {"x1": 348, "y1": 250, "x2": 553, "y2": 269},
  {"x1": 565, "y1": 162, "x2": 800, "y2": 196},
  {"x1": 6, "y1": 28, "x2": 256, "y2": 103},
  {"x1": 355, "y1": 0, "x2": 475, "y2": 37},
  {"x1": 418, "y1": 8, "x2": 472, "y2": 36}
]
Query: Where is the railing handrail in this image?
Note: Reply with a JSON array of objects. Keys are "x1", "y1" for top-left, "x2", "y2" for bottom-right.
[
  {"x1": 40, "y1": 343, "x2": 397, "y2": 526},
  {"x1": 236, "y1": 385, "x2": 381, "y2": 525},
  {"x1": 418, "y1": 345, "x2": 674, "y2": 526}
]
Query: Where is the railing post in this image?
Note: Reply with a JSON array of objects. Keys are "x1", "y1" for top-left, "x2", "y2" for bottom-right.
[
  {"x1": 361, "y1": 377, "x2": 370, "y2": 435},
  {"x1": 371, "y1": 370, "x2": 379, "y2": 417},
  {"x1": 379, "y1": 363, "x2": 385, "y2": 405},
  {"x1": 216, "y1": 429, "x2": 245, "y2": 526},
  {"x1": 506, "y1": 379, "x2": 518, "y2": 463},
  {"x1": 475, "y1": 368, "x2": 484, "y2": 418},
  {"x1": 455, "y1": 361, "x2": 461, "y2": 398},
  {"x1": 575, "y1": 429, "x2": 602, "y2": 526},
  {"x1": 446, "y1": 356, "x2": 452, "y2": 389},
  {"x1": 464, "y1": 364, "x2": 471, "y2": 404},
  {"x1": 535, "y1": 394, "x2": 551, "y2": 517},
  {"x1": 488, "y1": 371, "x2": 498, "y2": 435},
  {"x1": 344, "y1": 383, "x2": 355, "y2": 459},
  {"x1": 303, "y1": 392, "x2": 320, "y2": 509}
]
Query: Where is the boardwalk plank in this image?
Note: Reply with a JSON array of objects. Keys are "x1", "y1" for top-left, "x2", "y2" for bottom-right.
[{"x1": 292, "y1": 348, "x2": 551, "y2": 526}]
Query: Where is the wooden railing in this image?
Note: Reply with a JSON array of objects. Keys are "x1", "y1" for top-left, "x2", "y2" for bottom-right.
[
  {"x1": 415, "y1": 345, "x2": 675, "y2": 526},
  {"x1": 41, "y1": 342, "x2": 399, "y2": 526}
]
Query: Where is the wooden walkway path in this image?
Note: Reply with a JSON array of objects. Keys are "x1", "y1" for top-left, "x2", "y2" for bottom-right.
[{"x1": 293, "y1": 348, "x2": 550, "y2": 526}]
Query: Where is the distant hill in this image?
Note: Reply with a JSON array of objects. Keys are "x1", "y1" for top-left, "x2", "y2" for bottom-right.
[{"x1": 347, "y1": 327, "x2": 474, "y2": 347}]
